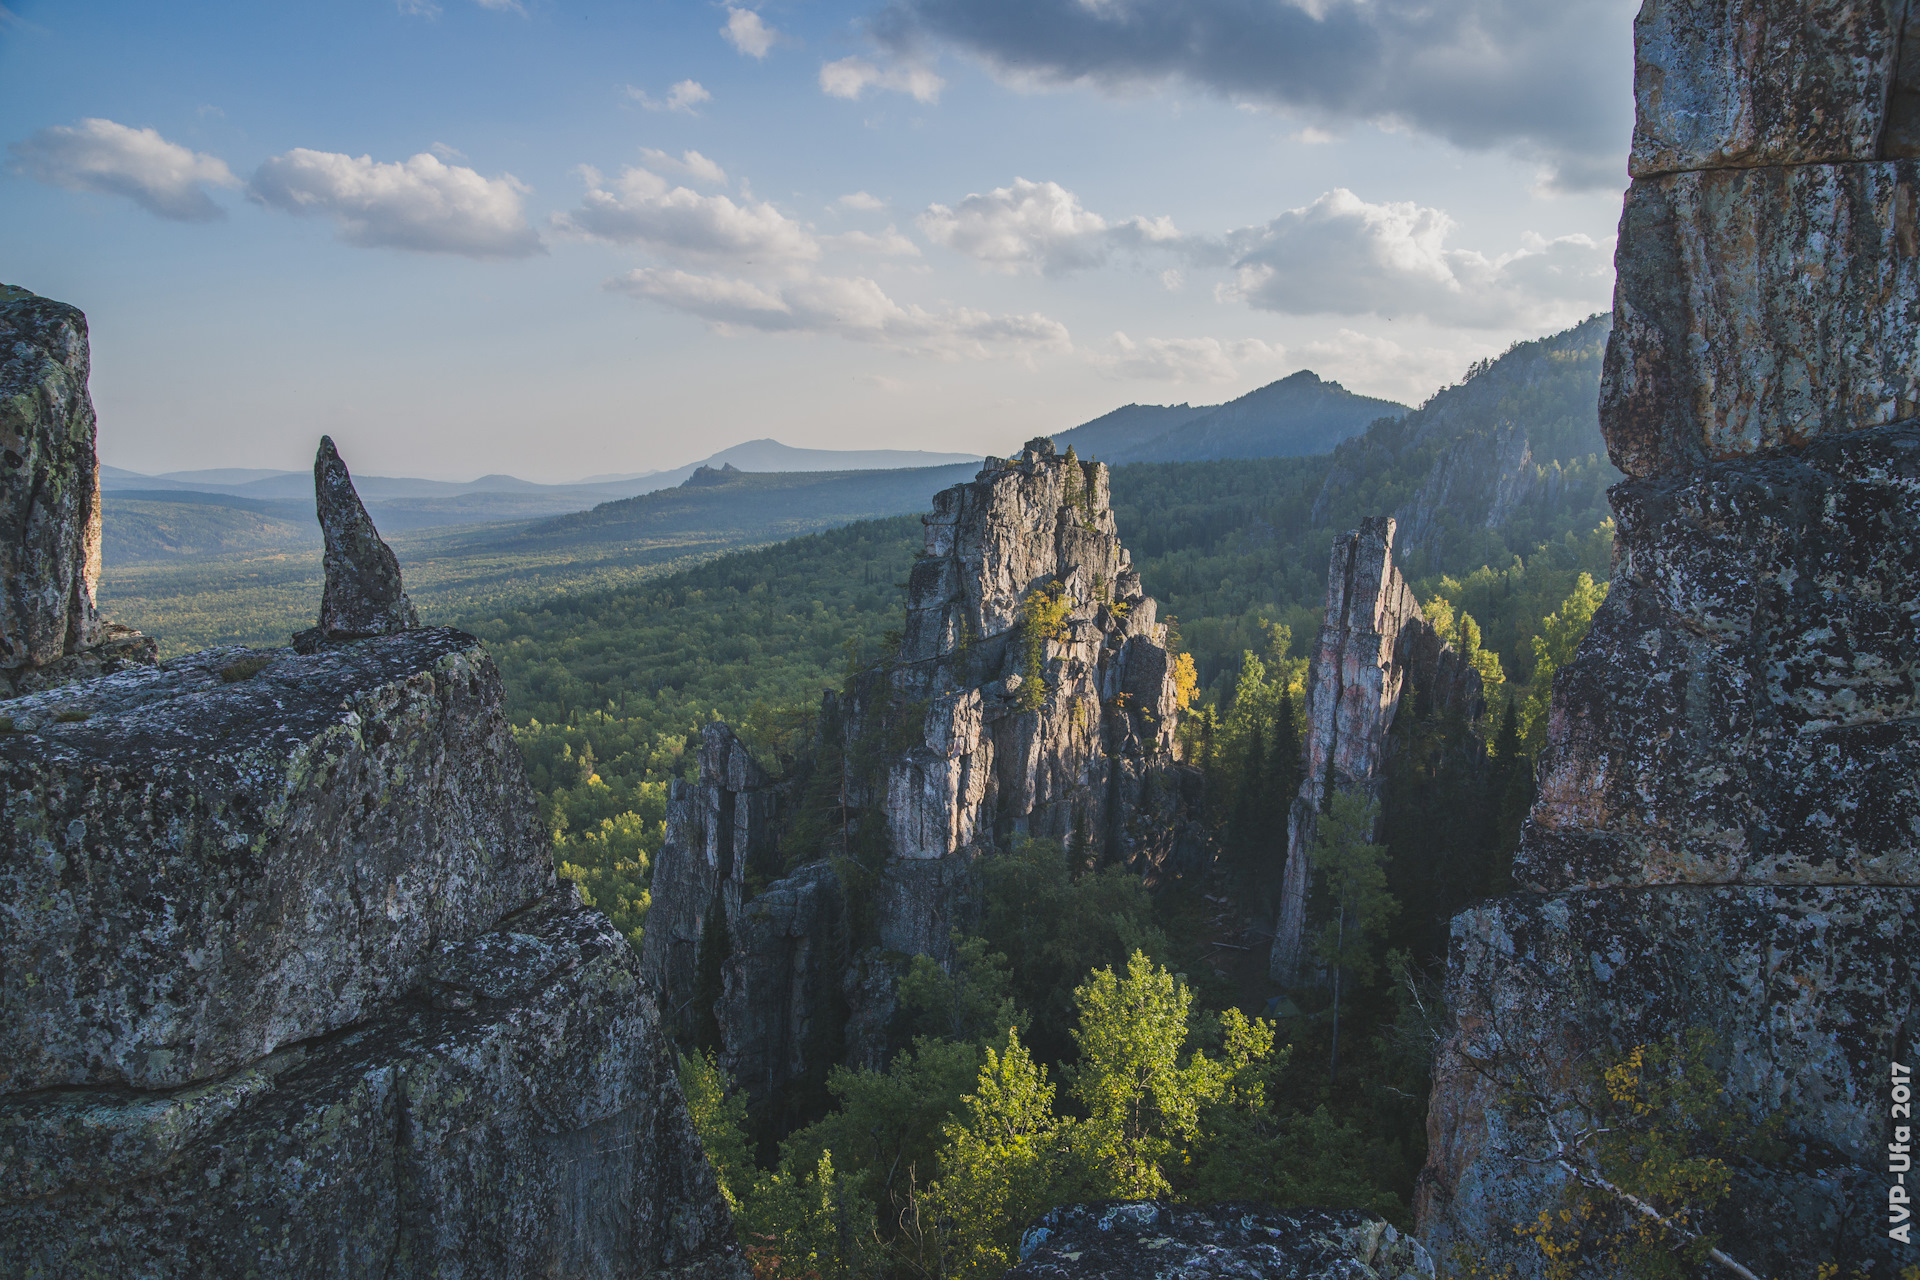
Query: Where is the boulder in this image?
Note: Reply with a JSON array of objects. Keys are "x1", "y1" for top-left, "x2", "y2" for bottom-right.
[
  {"x1": 1009, "y1": 1202, "x2": 1433, "y2": 1280},
  {"x1": 295, "y1": 435, "x2": 419, "y2": 650}
]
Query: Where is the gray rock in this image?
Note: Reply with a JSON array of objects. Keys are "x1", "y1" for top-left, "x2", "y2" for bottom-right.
[
  {"x1": 1601, "y1": 160, "x2": 1920, "y2": 478},
  {"x1": 1522, "y1": 422, "x2": 1920, "y2": 891},
  {"x1": 1422, "y1": 885, "x2": 1914, "y2": 1278},
  {"x1": 1009, "y1": 1202, "x2": 1433, "y2": 1280},
  {"x1": 1269, "y1": 518, "x2": 1482, "y2": 983},
  {"x1": 1, "y1": 893, "x2": 748, "y2": 1280},
  {"x1": 1629, "y1": 0, "x2": 1909, "y2": 175},
  {"x1": 718, "y1": 860, "x2": 844, "y2": 1104},
  {"x1": 0, "y1": 283, "x2": 153, "y2": 694},
  {"x1": 0, "y1": 628, "x2": 556, "y2": 1093},
  {"x1": 295, "y1": 435, "x2": 419, "y2": 650}
]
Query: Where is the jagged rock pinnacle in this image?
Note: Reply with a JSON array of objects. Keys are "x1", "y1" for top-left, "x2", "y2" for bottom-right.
[{"x1": 294, "y1": 435, "x2": 418, "y2": 651}]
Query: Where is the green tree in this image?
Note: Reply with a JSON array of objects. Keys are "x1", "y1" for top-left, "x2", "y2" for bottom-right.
[
  {"x1": 1519, "y1": 571, "x2": 1609, "y2": 754},
  {"x1": 677, "y1": 1048, "x2": 754, "y2": 1211},
  {"x1": 897, "y1": 932, "x2": 1027, "y2": 1046},
  {"x1": 1307, "y1": 792, "x2": 1397, "y2": 1080},
  {"x1": 930, "y1": 1030, "x2": 1077, "y2": 1280}
]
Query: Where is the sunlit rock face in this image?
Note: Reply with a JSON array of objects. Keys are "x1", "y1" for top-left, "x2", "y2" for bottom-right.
[
  {"x1": 0, "y1": 346, "x2": 747, "y2": 1278},
  {"x1": 0, "y1": 284, "x2": 153, "y2": 695},
  {"x1": 1267, "y1": 517, "x2": 1483, "y2": 984},
  {"x1": 1419, "y1": 4, "x2": 1920, "y2": 1275}
]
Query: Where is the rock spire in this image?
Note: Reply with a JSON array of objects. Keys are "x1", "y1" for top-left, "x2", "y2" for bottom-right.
[
  {"x1": 0, "y1": 283, "x2": 153, "y2": 695},
  {"x1": 1267, "y1": 517, "x2": 1482, "y2": 984},
  {"x1": 1419, "y1": 4, "x2": 1920, "y2": 1274},
  {"x1": 295, "y1": 434, "x2": 418, "y2": 651}
]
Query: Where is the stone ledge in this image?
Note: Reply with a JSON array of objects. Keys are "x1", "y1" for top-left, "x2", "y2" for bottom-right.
[
  {"x1": 1009, "y1": 1202, "x2": 1432, "y2": 1280},
  {"x1": 0, "y1": 894, "x2": 746, "y2": 1280},
  {"x1": 0, "y1": 628, "x2": 554, "y2": 1093}
]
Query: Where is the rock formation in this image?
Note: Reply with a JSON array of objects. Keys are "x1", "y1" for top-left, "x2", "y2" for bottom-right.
[
  {"x1": 1268, "y1": 517, "x2": 1482, "y2": 984},
  {"x1": 0, "y1": 323, "x2": 745, "y2": 1277},
  {"x1": 293, "y1": 434, "x2": 419, "y2": 652},
  {"x1": 1419, "y1": 5, "x2": 1920, "y2": 1275},
  {"x1": 1007, "y1": 1203, "x2": 1434, "y2": 1280},
  {"x1": 0, "y1": 283, "x2": 154, "y2": 695},
  {"x1": 644, "y1": 439, "x2": 1201, "y2": 1105}
]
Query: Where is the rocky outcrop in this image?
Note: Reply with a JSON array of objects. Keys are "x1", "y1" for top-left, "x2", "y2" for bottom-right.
[
  {"x1": 1268, "y1": 517, "x2": 1483, "y2": 984},
  {"x1": 645, "y1": 440, "x2": 1201, "y2": 1105},
  {"x1": 1420, "y1": 6, "x2": 1920, "y2": 1275},
  {"x1": 0, "y1": 283, "x2": 153, "y2": 695},
  {"x1": 1008, "y1": 1203, "x2": 1434, "y2": 1280},
  {"x1": 294, "y1": 434, "x2": 419, "y2": 651},
  {"x1": 0, "y1": 341, "x2": 745, "y2": 1277}
]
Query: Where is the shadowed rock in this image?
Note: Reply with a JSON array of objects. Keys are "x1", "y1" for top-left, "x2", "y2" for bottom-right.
[
  {"x1": 294, "y1": 435, "x2": 418, "y2": 651},
  {"x1": 1008, "y1": 1203, "x2": 1432, "y2": 1280},
  {"x1": 1, "y1": 284, "x2": 154, "y2": 696}
]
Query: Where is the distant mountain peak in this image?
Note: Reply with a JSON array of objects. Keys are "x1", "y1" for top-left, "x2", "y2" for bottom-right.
[{"x1": 683, "y1": 463, "x2": 744, "y2": 488}]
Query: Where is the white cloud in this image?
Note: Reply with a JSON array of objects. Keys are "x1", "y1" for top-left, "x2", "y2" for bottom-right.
[
  {"x1": 10, "y1": 118, "x2": 237, "y2": 222},
  {"x1": 607, "y1": 267, "x2": 1070, "y2": 359},
  {"x1": 248, "y1": 149, "x2": 543, "y2": 258},
  {"x1": 1218, "y1": 188, "x2": 1610, "y2": 328},
  {"x1": 1159, "y1": 269, "x2": 1184, "y2": 292},
  {"x1": 918, "y1": 177, "x2": 1180, "y2": 275},
  {"x1": 638, "y1": 148, "x2": 728, "y2": 186},
  {"x1": 1091, "y1": 332, "x2": 1287, "y2": 383},
  {"x1": 722, "y1": 7, "x2": 777, "y2": 58},
  {"x1": 627, "y1": 80, "x2": 712, "y2": 113},
  {"x1": 819, "y1": 57, "x2": 944, "y2": 103},
  {"x1": 839, "y1": 191, "x2": 886, "y2": 211},
  {"x1": 1300, "y1": 328, "x2": 1477, "y2": 405},
  {"x1": 555, "y1": 167, "x2": 819, "y2": 265},
  {"x1": 825, "y1": 227, "x2": 921, "y2": 257}
]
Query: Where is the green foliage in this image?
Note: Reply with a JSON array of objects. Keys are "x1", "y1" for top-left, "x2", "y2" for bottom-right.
[
  {"x1": 1015, "y1": 582, "x2": 1072, "y2": 713},
  {"x1": 677, "y1": 1049, "x2": 754, "y2": 1211},
  {"x1": 1307, "y1": 793, "x2": 1397, "y2": 1080},
  {"x1": 1518, "y1": 570, "x2": 1609, "y2": 754},
  {"x1": 897, "y1": 933, "x2": 1027, "y2": 1046}
]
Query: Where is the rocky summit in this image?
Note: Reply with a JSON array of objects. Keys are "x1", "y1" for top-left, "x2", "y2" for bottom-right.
[
  {"x1": 643, "y1": 437, "x2": 1203, "y2": 1111},
  {"x1": 0, "y1": 309, "x2": 744, "y2": 1279},
  {"x1": 1418, "y1": 3, "x2": 1920, "y2": 1275}
]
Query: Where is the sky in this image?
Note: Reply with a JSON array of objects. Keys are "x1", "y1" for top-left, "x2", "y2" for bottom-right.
[{"x1": 1, "y1": 0, "x2": 1636, "y2": 483}]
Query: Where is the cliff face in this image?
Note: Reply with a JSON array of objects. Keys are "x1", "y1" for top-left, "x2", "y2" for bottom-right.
[
  {"x1": 0, "y1": 335, "x2": 744, "y2": 1278},
  {"x1": 1268, "y1": 517, "x2": 1482, "y2": 984},
  {"x1": 1419, "y1": 6, "x2": 1919, "y2": 1275}
]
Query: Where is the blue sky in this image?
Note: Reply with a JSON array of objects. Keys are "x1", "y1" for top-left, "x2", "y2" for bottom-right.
[{"x1": 2, "y1": 0, "x2": 1635, "y2": 481}]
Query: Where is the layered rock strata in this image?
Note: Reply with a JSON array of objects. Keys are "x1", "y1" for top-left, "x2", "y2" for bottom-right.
[
  {"x1": 1007, "y1": 1202, "x2": 1434, "y2": 1280},
  {"x1": 0, "y1": 370, "x2": 744, "y2": 1275},
  {"x1": 1421, "y1": 5, "x2": 1920, "y2": 1274},
  {"x1": 0, "y1": 284, "x2": 153, "y2": 694},
  {"x1": 1268, "y1": 517, "x2": 1482, "y2": 983}
]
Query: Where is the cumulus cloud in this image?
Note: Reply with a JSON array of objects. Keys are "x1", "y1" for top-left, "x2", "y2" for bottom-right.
[
  {"x1": 639, "y1": 148, "x2": 728, "y2": 186},
  {"x1": 1091, "y1": 332, "x2": 1287, "y2": 383},
  {"x1": 10, "y1": 118, "x2": 237, "y2": 221},
  {"x1": 555, "y1": 166, "x2": 819, "y2": 265},
  {"x1": 825, "y1": 227, "x2": 921, "y2": 256},
  {"x1": 608, "y1": 267, "x2": 1069, "y2": 358},
  {"x1": 722, "y1": 7, "x2": 778, "y2": 57},
  {"x1": 918, "y1": 177, "x2": 1179, "y2": 274},
  {"x1": 627, "y1": 80, "x2": 712, "y2": 113},
  {"x1": 820, "y1": 56, "x2": 944, "y2": 103},
  {"x1": 839, "y1": 191, "x2": 887, "y2": 211},
  {"x1": 871, "y1": 0, "x2": 1634, "y2": 191},
  {"x1": 1219, "y1": 188, "x2": 1609, "y2": 328},
  {"x1": 248, "y1": 149, "x2": 543, "y2": 258}
]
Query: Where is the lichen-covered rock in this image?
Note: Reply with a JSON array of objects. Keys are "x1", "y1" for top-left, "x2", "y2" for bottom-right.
[
  {"x1": 1, "y1": 893, "x2": 748, "y2": 1280},
  {"x1": 1009, "y1": 1202, "x2": 1433, "y2": 1280},
  {"x1": 0, "y1": 283, "x2": 154, "y2": 694},
  {"x1": 858, "y1": 438, "x2": 1200, "y2": 874},
  {"x1": 0, "y1": 627, "x2": 555, "y2": 1093},
  {"x1": 294, "y1": 434, "x2": 419, "y2": 651},
  {"x1": 1523, "y1": 422, "x2": 1920, "y2": 890},
  {"x1": 1601, "y1": 160, "x2": 1920, "y2": 477},
  {"x1": 1421, "y1": 885, "x2": 1914, "y2": 1277},
  {"x1": 1629, "y1": 0, "x2": 1910, "y2": 175},
  {"x1": 1269, "y1": 518, "x2": 1481, "y2": 983}
]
